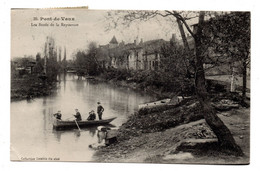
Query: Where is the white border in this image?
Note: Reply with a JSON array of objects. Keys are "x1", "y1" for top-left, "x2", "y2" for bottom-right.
[{"x1": 1, "y1": 0, "x2": 260, "y2": 171}]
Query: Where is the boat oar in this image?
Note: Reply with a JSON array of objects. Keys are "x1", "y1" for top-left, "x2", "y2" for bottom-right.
[{"x1": 74, "y1": 120, "x2": 81, "y2": 131}]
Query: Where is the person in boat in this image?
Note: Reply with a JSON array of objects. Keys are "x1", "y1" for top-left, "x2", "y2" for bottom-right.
[
  {"x1": 53, "y1": 110, "x2": 62, "y2": 120},
  {"x1": 87, "y1": 110, "x2": 96, "y2": 121},
  {"x1": 97, "y1": 102, "x2": 104, "y2": 120},
  {"x1": 73, "y1": 109, "x2": 82, "y2": 121}
]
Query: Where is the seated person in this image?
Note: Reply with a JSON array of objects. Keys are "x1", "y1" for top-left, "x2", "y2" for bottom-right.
[
  {"x1": 87, "y1": 110, "x2": 96, "y2": 121},
  {"x1": 74, "y1": 109, "x2": 82, "y2": 121},
  {"x1": 53, "y1": 110, "x2": 62, "y2": 120}
]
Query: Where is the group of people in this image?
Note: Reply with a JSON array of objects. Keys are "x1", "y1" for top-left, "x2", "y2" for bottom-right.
[{"x1": 53, "y1": 102, "x2": 104, "y2": 121}]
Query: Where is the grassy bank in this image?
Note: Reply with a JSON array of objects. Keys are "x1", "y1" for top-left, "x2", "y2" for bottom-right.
[{"x1": 11, "y1": 75, "x2": 57, "y2": 101}]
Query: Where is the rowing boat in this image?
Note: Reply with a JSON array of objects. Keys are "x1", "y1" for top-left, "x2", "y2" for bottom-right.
[{"x1": 53, "y1": 117, "x2": 117, "y2": 130}]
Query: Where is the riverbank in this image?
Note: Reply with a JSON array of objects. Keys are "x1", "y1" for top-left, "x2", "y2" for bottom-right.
[
  {"x1": 94, "y1": 73, "x2": 181, "y2": 99},
  {"x1": 93, "y1": 93, "x2": 250, "y2": 164},
  {"x1": 11, "y1": 75, "x2": 57, "y2": 101}
]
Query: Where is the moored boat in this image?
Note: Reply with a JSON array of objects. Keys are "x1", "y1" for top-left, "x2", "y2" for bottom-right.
[{"x1": 53, "y1": 117, "x2": 117, "y2": 130}]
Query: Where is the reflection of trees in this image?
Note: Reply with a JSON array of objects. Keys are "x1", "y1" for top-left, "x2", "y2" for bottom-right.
[
  {"x1": 85, "y1": 81, "x2": 151, "y2": 116},
  {"x1": 97, "y1": 131, "x2": 106, "y2": 144},
  {"x1": 75, "y1": 79, "x2": 85, "y2": 93},
  {"x1": 52, "y1": 130, "x2": 62, "y2": 142},
  {"x1": 63, "y1": 72, "x2": 67, "y2": 92}
]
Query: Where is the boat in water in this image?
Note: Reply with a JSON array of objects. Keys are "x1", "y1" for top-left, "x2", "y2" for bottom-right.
[{"x1": 53, "y1": 117, "x2": 117, "y2": 130}]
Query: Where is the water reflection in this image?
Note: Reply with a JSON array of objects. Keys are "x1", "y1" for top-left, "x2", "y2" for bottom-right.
[
  {"x1": 11, "y1": 73, "x2": 156, "y2": 161},
  {"x1": 52, "y1": 127, "x2": 99, "y2": 143},
  {"x1": 88, "y1": 127, "x2": 97, "y2": 137},
  {"x1": 74, "y1": 130, "x2": 81, "y2": 141},
  {"x1": 52, "y1": 130, "x2": 62, "y2": 142}
]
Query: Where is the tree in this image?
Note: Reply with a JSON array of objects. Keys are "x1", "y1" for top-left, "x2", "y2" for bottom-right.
[
  {"x1": 42, "y1": 36, "x2": 60, "y2": 81},
  {"x1": 160, "y1": 40, "x2": 194, "y2": 96},
  {"x1": 106, "y1": 10, "x2": 244, "y2": 155},
  {"x1": 86, "y1": 42, "x2": 99, "y2": 75},
  {"x1": 34, "y1": 53, "x2": 44, "y2": 74},
  {"x1": 74, "y1": 42, "x2": 100, "y2": 76},
  {"x1": 202, "y1": 12, "x2": 250, "y2": 101},
  {"x1": 74, "y1": 50, "x2": 87, "y2": 75}
]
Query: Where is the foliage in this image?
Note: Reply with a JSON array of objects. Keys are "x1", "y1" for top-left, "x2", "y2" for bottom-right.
[
  {"x1": 160, "y1": 41, "x2": 192, "y2": 77},
  {"x1": 201, "y1": 12, "x2": 250, "y2": 70},
  {"x1": 74, "y1": 42, "x2": 100, "y2": 76},
  {"x1": 34, "y1": 53, "x2": 44, "y2": 74}
]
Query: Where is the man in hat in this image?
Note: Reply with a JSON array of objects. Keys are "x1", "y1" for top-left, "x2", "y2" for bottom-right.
[
  {"x1": 97, "y1": 102, "x2": 104, "y2": 120},
  {"x1": 53, "y1": 110, "x2": 62, "y2": 120},
  {"x1": 87, "y1": 110, "x2": 96, "y2": 121},
  {"x1": 73, "y1": 109, "x2": 82, "y2": 121}
]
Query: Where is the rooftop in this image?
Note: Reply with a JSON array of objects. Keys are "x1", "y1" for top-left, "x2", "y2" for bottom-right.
[{"x1": 109, "y1": 36, "x2": 118, "y2": 44}]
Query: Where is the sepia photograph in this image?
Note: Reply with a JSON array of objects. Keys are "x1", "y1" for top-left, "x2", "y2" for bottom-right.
[{"x1": 10, "y1": 8, "x2": 250, "y2": 164}]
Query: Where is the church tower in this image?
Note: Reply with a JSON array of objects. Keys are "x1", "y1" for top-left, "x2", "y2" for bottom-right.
[{"x1": 109, "y1": 36, "x2": 118, "y2": 48}]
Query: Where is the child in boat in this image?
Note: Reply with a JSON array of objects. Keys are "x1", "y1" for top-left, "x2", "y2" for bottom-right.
[
  {"x1": 53, "y1": 110, "x2": 62, "y2": 120},
  {"x1": 87, "y1": 110, "x2": 96, "y2": 121}
]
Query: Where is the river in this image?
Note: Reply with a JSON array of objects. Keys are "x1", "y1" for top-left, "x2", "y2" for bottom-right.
[{"x1": 10, "y1": 73, "x2": 156, "y2": 161}]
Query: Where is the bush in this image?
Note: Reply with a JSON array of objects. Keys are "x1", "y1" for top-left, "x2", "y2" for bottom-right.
[{"x1": 100, "y1": 68, "x2": 195, "y2": 96}]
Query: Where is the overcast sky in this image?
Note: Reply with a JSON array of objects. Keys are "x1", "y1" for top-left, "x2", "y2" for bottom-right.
[{"x1": 11, "y1": 9, "x2": 189, "y2": 60}]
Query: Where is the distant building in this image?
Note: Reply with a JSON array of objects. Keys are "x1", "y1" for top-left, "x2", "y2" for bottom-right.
[
  {"x1": 109, "y1": 36, "x2": 118, "y2": 49},
  {"x1": 128, "y1": 45, "x2": 143, "y2": 70},
  {"x1": 11, "y1": 57, "x2": 36, "y2": 74},
  {"x1": 142, "y1": 39, "x2": 167, "y2": 71},
  {"x1": 98, "y1": 36, "x2": 172, "y2": 71}
]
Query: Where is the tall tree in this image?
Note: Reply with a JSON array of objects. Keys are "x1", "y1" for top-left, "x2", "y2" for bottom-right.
[{"x1": 74, "y1": 42, "x2": 100, "y2": 76}]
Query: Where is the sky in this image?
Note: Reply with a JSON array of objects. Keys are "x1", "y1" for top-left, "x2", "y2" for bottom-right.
[{"x1": 11, "y1": 9, "x2": 185, "y2": 60}]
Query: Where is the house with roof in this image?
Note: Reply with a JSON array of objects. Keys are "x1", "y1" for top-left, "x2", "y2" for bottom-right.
[
  {"x1": 11, "y1": 57, "x2": 36, "y2": 74},
  {"x1": 128, "y1": 43, "x2": 143, "y2": 70},
  {"x1": 97, "y1": 36, "x2": 128, "y2": 69},
  {"x1": 99, "y1": 36, "x2": 172, "y2": 71},
  {"x1": 96, "y1": 36, "x2": 120, "y2": 69},
  {"x1": 141, "y1": 39, "x2": 167, "y2": 71}
]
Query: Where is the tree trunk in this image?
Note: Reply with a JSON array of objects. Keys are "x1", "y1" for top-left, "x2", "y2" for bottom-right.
[
  {"x1": 177, "y1": 18, "x2": 190, "y2": 52},
  {"x1": 242, "y1": 59, "x2": 247, "y2": 100},
  {"x1": 194, "y1": 11, "x2": 243, "y2": 155},
  {"x1": 176, "y1": 18, "x2": 192, "y2": 77},
  {"x1": 230, "y1": 66, "x2": 235, "y2": 92}
]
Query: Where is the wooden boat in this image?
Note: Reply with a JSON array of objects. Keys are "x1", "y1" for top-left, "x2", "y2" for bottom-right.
[
  {"x1": 138, "y1": 98, "x2": 171, "y2": 109},
  {"x1": 53, "y1": 117, "x2": 117, "y2": 130}
]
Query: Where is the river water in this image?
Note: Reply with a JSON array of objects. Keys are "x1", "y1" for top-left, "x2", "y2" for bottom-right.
[{"x1": 10, "y1": 73, "x2": 156, "y2": 161}]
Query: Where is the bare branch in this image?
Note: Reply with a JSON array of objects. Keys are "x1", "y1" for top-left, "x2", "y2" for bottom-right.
[{"x1": 170, "y1": 11, "x2": 195, "y2": 38}]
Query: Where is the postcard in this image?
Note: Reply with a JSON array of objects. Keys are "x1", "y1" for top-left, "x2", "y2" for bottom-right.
[{"x1": 10, "y1": 8, "x2": 250, "y2": 164}]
